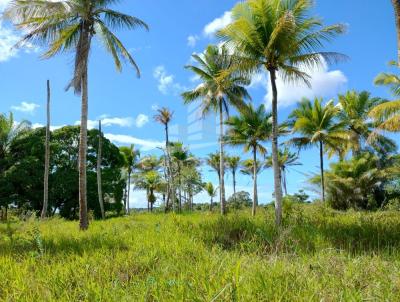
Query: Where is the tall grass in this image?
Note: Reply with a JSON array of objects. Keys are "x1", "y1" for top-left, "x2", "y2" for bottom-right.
[{"x1": 1, "y1": 204, "x2": 400, "y2": 301}]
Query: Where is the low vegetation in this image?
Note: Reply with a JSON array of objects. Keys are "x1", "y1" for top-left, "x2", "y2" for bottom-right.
[{"x1": 1, "y1": 204, "x2": 400, "y2": 301}]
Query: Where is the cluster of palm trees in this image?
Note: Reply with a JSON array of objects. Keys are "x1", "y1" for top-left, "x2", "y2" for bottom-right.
[{"x1": 2, "y1": 0, "x2": 400, "y2": 230}]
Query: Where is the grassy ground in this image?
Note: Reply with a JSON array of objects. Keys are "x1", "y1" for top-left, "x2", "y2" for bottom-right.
[{"x1": 1, "y1": 204, "x2": 400, "y2": 301}]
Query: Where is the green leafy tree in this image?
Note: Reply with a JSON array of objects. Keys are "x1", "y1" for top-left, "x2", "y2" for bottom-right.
[
  {"x1": 225, "y1": 104, "x2": 272, "y2": 216},
  {"x1": 182, "y1": 45, "x2": 251, "y2": 215},
  {"x1": 136, "y1": 171, "x2": 162, "y2": 212},
  {"x1": 289, "y1": 98, "x2": 348, "y2": 203},
  {"x1": 5, "y1": 0, "x2": 148, "y2": 230},
  {"x1": 218, "y1": 0, "x2": 345, "y2": 225}
]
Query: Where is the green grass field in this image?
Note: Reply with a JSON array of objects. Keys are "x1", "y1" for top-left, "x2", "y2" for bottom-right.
[{"x1": 1, "y1": 204, "x2": 400, "y2": 301}]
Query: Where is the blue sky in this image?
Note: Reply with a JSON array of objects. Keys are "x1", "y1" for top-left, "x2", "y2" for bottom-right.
[{"x1": 0, "y1": 0, "x2": 397, "y2": 207}]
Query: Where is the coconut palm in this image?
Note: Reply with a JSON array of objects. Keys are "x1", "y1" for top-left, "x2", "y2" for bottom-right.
[
  {"x1": 265, "y1": 148, "x2": 301, "y2": 196},
  {"x1": 225, "y1": 103, "x2": 273, "y2": 216},
  {"x1": 206, "y1": 152, "x2": 222, "y2": 180},
  {"x1": 338, "y1": 90, "x2": 396, "y2": 156},
  {"x1": 4, "y1": 0, "x2": 148, "y2": 230},
  {"x1": 136, "y1": 171, "x2": 162, "y2": 212},
  {"x1": 0, "y1": 112, "x2": 30, "y2": 160},
  {"x1": 182, "y1": 44, "x2": 251, "y2": 215},
  {"x1": 391, "y1": 0, "x2": 400, "y2": 64},
  {"x1": 154, "y1": 107, "x2": 174, "y2": 211},
  {"x1": 218, "y1": 0, "x2": 345, "y2": 225},
  {"x1": 204, "y1": 182, "x2": 218, "y2": 211},
  {"x1": 369, "y1": 70, "x2": 400, "y2": 132},
  {"x1": 289, "y1": 98, "x2": 348, "y2": 203},
  {"x1": 119, "y1": 145, "x2": 140, "y2": 214},
  {"x1": 226, "y1": 156, "x2": 241, "y2": 197}
]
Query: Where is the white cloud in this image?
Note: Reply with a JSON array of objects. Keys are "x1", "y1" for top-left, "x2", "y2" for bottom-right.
[
  {"x1": 153, "y1": 65, "x2": 185, "y2": 95},
  {"x1": 104, "y1": 133, "x2": 163, "y2": 151},
  {"x1": 151, "y1": 104, "x2": 159, "y2": 111},
  {"x1": 135, "y1": 114, "x2": 149, "y2": 128},
  {"x1": 11, "y1": 102, "x2": 40, "y2": 114},
  {"x1": 75, "y1": 117, "x2": 134, "y2": 130},
  {"x1": 203, "y1": 11, "x2": 232, "y2": 38},
  {"x1": 187, "y1": 35, "x2": 199, "y2": 48},
  {"x1": 262, "y1": 59, "x2": 347, "y2": 108}
]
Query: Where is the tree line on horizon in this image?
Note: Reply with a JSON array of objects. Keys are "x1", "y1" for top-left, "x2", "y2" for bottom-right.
[{"x1": 0, "y1": 0, "x2": 400, "y2": 230}]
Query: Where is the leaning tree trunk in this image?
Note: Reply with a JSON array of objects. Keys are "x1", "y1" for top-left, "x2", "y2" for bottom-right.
[
  {"x1": 252, "y1": 147, "x2": 258, "y2": 217},
  {"x1": 41, "y1": 80, "x2": 51, "y2": 219},
  {"x1": 97, "y1": 120, "x2": 105, "y2": 219},
  {"x1": 78, "y1": 28, "x2": 91, "y2": 231},
  {"x1": 319, "y1": 141, "x2": 326, "y2": 202},
  {"x1": 269, "y1": 69, "x2": 283, "y2": 227},
  {"x1": 219, "y1": 99, "x2": 226, "y2": 215},
  {"x1": 392, "y1": 0, "x2": 400, "y2": 64}
]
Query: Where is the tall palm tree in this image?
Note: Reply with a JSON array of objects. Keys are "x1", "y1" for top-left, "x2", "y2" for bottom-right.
[
  {"x1": 5, "y1": 0, "x2": 148, "y2": 230},
  {"x1": 289, "y1": 98, "x2": 348, "y2": 203},
  {"x1": 392, "y1": 0, "x2": 400, "y2": 64},
  {"x1": 136, "y1": 171, "x2": 162, "y2": 212},
  {"x1": 369, "y1": 70, "x2": 400, "y2": 132},
  {"x1": 154, "y1": 107, "x2": 174, "y2": 211},
  {"x1": 182, "y1": 45, "x2": 251, "y2": 215},
  {"x1": 218, "y1": 0, "x2": 345, "y2": 226},
  {"x1": 206, "y1": 152, "x2": 222, "y2": 181},
  {"x1": 265, "y1": 148, "x2": 301, "y2": 196},
  {"x1": 225, "y1": 104, "x2": 272, "y2": 216},
  {"x1": 119, "y1": 145, "x2": 140, "y2": 214},
  {"x1": 338, "y1": 90, "x2": 396, "y2": 156},
  {"x1": 226, "y1": 156, "x2": 241, "y2": 197},
  {"x1": 204, "y1": 182, "x2": 218, "y2": 211}
]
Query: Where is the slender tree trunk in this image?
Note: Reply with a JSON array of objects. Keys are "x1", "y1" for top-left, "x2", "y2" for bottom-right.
[
  {"x1": 392, "y1": 0, "x2": 400, "y2": 64},
  {"x1": 78, "y1": 28, "x2": 91, "y2": 231},
  {"x1": 232, "y1": 170, "x2": 236, "y2": 196},
  {"x1": 97, "y1": 120, "x2": 105, "y2": 219},
  {"x1": 127, "y1": 171, "x2": 131, "y2": 214},
  {"x1": 319, "y1": 141, "x2": 326, "y2": 202},
  {"x1": 178, "y1": 164, "x2": 182, "y2": 212},
  {"x1": 41, "y1": 80, "x2": 51, "y2": 219},
  {"x1": 219, "y1": 99, "x2": 226, "y2": 215},
  {"x1": 282, "y1": 167, "x2": 288, "y2": 196},
  {"x1": 123, "y1": 186, "x2": 127, "y2": 214},
  {"x1": 252, "y1": 147, "x2": 258, "y2": 217},
  {"x1": 210, "y1": 196, "x2": 213, "y2": 211},
  {"x1": 269, "y1": 69, "x2": 283, "y2": 227}
]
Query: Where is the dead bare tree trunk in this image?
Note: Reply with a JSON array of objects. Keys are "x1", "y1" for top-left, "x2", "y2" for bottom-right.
[
  {"x1": 41, "y1": 80, "x2": 51, "y2": 219},
  {"x1": 97, "y1": 120, "x2": 105, "y2": 219}
]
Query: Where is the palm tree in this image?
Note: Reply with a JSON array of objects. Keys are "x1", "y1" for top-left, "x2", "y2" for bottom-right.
[
  {"x1": 182, "y1": 45, "x2": 251, "y2": 215},
  {"x1": 204, "y1": 182, "x2": 218, "y2": 211},
  {"x1": 206, "y1": 152, "x2": 222, "y2": 180},
  {"x1": 338, "y1": 90, "x2": 396, "y2": 156},
  {"x1": 392, "y1": 0, "x2": 400, "y2": 64},
  {"x1": 97, "y1": 120, "x2": 105, "y2": 219},
  {"x1": 0, "y1": 112, "x2": 30, "y2": 160},
  {"x1": 41, "y1": 80, "x2": 51, "y2": 219},
  {"x1": 154, "y1": 107, "x2": 174, "y2": 211},
  {"x1": 218, "y1": 0, "x2": 345, "y2": 226},
  {"x1": 5, "y1": 0, "x2": 148, "y2": 230},
  {"x1": 136, "y1": 171, "x2": 162, "y2": 212},
  {"x1": 265, "y1": 148, "x2": 301, "y2": 196},
  {"x1": 369, "y1": 70, "x2": 400, "y2": 132},
  {"x1": 226, "y1": 156, "x2": 241, "y2": 197},
  {"x1": 119, "y1": 145, "x2": 140, "y2": 214},
  {"x1": 289, "y1": 98, "x2": 348, "y2": 203},
  {"x1": 225, "y1": 104, "x2": 273, "y2": 216}
]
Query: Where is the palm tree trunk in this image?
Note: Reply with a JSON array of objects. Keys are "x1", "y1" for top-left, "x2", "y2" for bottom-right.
[
  {"x1": 41, "y1": 80, "x2": 51, "y2": 219},
  {"x1": 282, "y1": 167, "x2": 288, "y2": 196},
  {"x1": 97, "y1": 120, "x2": 105, "y2": 219},
  {"x1": 232, "y1": 170, "x2": 236, "y2": 196},
  {"x1": 178, "y1": 163, "x2": 182, "y2": 212},
  {"x1": 269, "y1": 69, "x2": 283, "y2": 226},
  {"x1": 392, "y1": 0, "x2": 400, "y2": 64},
  {"x1": 319, "y1": 141, "x2": 326, "y2": 202},
  {"x1": 78, "y1": 27, "x2": 91, "y2": 231},
  {"x1": 252, "y1": 146, "x2": 258, "y2": 217},
  {"x1": 219, "y1": 99, "x2": 226, "y2": 215},
  {"x1": 127, "y1": 171, "x2": 131, "y2": 214},
  {"x1": 210, "y1": 196, "x2": 213, "y2": 211}
]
